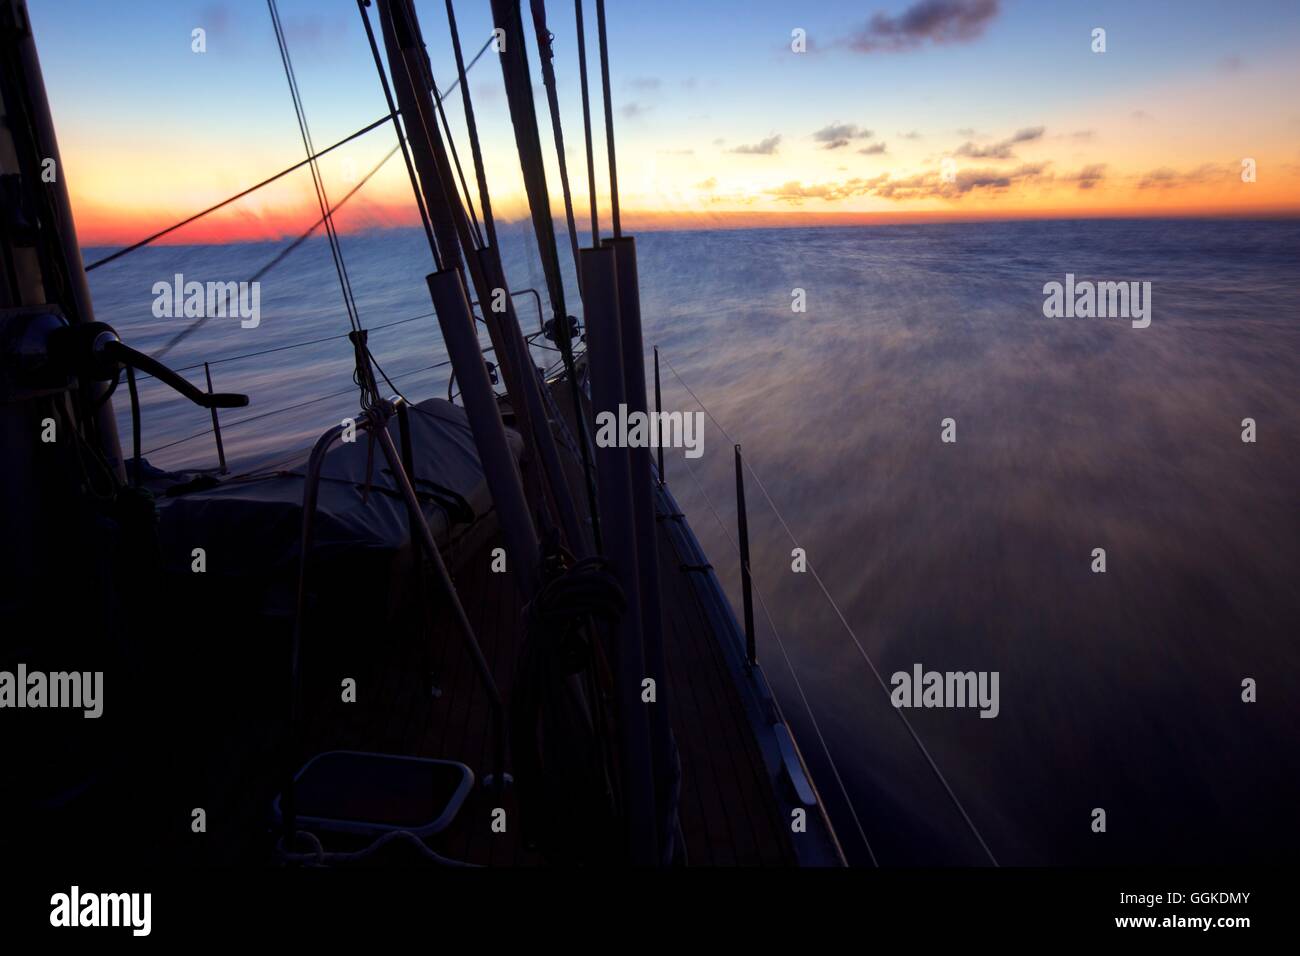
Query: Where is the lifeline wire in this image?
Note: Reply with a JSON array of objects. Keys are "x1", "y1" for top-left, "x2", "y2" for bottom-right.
[{"x1": 662, "y1": 353, "x2": 1000, "y2": 867}]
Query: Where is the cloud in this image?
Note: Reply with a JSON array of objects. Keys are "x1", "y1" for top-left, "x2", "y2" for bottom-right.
[
  {"x1": 696, "y1": 177, "x2": 718, "y2": 190},
  {"x1": 1068, "y1": 164, "x2": 1107, "y2": 190},
  {"x1": 849, "y1": 0, "x2": 1001, "y2": 53},
  {"x1": 199, "y1": 4, "x2": 232, "y2": 37},
  {"x1": 1217, "y1": 54, "x2": 1244, "y2": 73},
  {"x1": 900, "y1": 130, "x2": 922, "y2": 140},
  {"x1": 954, "y1": 125, "x2": 1044, "y2": 159},
  {"x1": 859, "y1": 142, "x2": 888, "y2": 155},
  {"x1": 874, "y1": 162, "x2": 1047, "y2": 200},
  {"x1": 1131, "y1": 110, "x2": 1154, "y2": 122},
  {"x1": 628, "y1": 76, "x2": 662, "y2": 91},
  {"x1": 765, "y1": 161, "x2": 1045, "y2": 204},
  {"x1": 1135, "y1": 163, "x2": 1229, "y2": 189},
  {"x1": 622, "y1": 101, "x2": 652, "y2": 119},
  {"x1": 765, "y1": 175, "x2": 890, "y2": 203},
  {"x1": 279, "y1": 13, "x2": 349, "y2": 52},
  {"x1": 814, "y1": 123, "x2": 874, "y2": 151},
  {"x1": 730, "y1": 135, "x2": 782, "y2": 155}
]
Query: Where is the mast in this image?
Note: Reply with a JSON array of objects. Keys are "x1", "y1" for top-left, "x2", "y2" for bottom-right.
[
  {"x1": 589, "y1": 0, "x2": 675, "y2": 861},
  {"x1": 0, "y1": 0, "x2": 140, "y2": 851},
  {"x1": 376, "y1": 0, "x2": 545, "y2": 596},
  {"x1": 579, "y1": 243, "x2": 657, "y2": 865},
  {"x1": 375, "y1": 0, "x2": 586, "y2": 559},
  {"x1": 0, "y1": 0, "x2": 124, "y2": 482},
  {"x1": 492, "y1": 0, "x2": 659, "y2": 864},
  {"x1": 1, "y1": 0, "x2": 123, "y2": 630},
  {"x1": 488, "y1": 0, "x2": 601, "y2": 554}
]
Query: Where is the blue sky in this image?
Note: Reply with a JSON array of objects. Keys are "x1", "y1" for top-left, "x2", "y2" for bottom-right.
[{"x1": 28, "y1": 0, "x2": 1300, "y2": 239}]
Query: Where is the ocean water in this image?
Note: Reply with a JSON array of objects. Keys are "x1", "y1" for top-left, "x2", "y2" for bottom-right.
[{"x1": 85, "y1": 218, "x2": 1300, "y2": 865}]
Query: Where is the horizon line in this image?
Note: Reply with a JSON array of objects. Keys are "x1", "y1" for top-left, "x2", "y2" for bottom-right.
[{"x1": 79, "y1": 205, "x2": 1300, "y2": 251}]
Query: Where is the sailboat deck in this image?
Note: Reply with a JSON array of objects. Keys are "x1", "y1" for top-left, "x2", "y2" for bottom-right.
[
  {"x1": 133, "y1": 381, "x2": 813, "y2": 867},
  {"x1": 288, "y1": 481, "x2": 798, "y2": 866}
]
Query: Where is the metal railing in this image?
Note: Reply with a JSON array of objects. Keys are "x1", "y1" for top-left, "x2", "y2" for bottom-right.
[{"x1": 129, "y1": 287, "x2": 551, "y2": 469}]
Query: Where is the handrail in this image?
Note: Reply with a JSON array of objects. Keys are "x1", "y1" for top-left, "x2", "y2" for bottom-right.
[
  {"x1": 139, "y1": 319, "x2": 573, "y2": 460},
  {"x1": 141, "y1": 356, "x2": 451, "y2": 457},
  {"x1": 133, "y1": 287, "x2": 546, "y2": 384},
  {"x1": 282, "y1": 397, "x2": 507, "y2": 846}
]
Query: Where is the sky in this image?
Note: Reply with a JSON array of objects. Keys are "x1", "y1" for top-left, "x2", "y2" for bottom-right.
[{"x1": 28, "y1": 0, "x2": 1300, "y2": 245}]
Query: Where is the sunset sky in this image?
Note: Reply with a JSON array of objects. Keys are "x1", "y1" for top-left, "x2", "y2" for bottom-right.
[{"x1": 30, "y1": 0, "x2": 1300, "y2": 246}]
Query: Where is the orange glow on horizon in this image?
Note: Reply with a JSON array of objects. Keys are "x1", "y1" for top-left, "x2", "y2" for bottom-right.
[{"x1": 74, "y1": 194, "x2": 1300, "y2": 249}]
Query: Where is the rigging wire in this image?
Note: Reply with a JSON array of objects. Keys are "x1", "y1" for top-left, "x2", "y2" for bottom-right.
[
  {"x1": 267, "y1": 0, "x2": 361, "y2": 334},
  {"x1": 248, "y1": 145, "x2": 400, "y2": 285},
  {"x1": 145, "y1": 310, "x2": 433, "y2": 381},
  {"x1": 446, "y1": 0, "x2": 497, "y2": 250},
  {"x1": 594, "y1": 0, "x2": 620, "y2": 238},
  {"x1": 446, "y1": 6, "x2": 592, "y2": 529},
  {"x1": 83, "y1": 114, "x2": 393, "y2": 273},
  {"x1": 677, "y1": 449, "x2": 877, "y2": 866},
  {"x1": 154, "y1": 142, "x2": 402, "y2": 362},
  {"x1": 85, "y1": 35, "x2": 493, "y2": 276},
  {"x1": 356, "y1": 0, "x2": 441, "y2": 268},
  {"x1": 150, "y1": 28, "x2": 496, "y2": 366},
  {"x1": 430, "y1": 79, "x2": 483, "y2": 249},
  {"x1": 383, "y1": 6, "x2": 479, "y2": 278},
  {"x1": 661, "y1": 353, "x2": 1001, "y2": 867},
  {"x1": 574, "y1": 0, "x2": 599, "y2": 244},
  {"x1": 490, "y1": 0, "x2": 602, "y2": 552},
  {"x1": 142, "y1": 355, "x2": 455, "y2": 457},
  {"x1": 529, "y1": 0, "x2": 583, "y2": 289}
]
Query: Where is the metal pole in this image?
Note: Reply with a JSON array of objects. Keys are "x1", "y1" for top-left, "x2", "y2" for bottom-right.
[
  {"x1": 376, "y1": 0, "x2": 460, "y2": 272},
  {"x1": 734, "y1": 444, "x2": 756, "y2": 669},
  {"x1": 125, "y1": 365, "x2": 141, "y2": 488},
  {"x1": 380, "y1": 0, "x2": 552, "y2": 531},
  {"x1": 606, "y1": 236, "x2": 671, "y2": 848},
  {"x1": 371, "y1": 415, "x2": 507, "y2": 795},
  {"x1": 378, "y1": 1, "x2": 523, "y2": 397},
  {"x1": 575, "y1": 0, "x2": 599, "y2": 244},
  {"x1": 284, "y1": 419, "x2": 346, "y2": 846},
  {"x1": 475, "y1": 247, "x2": 587, "y2": 556},
  {"x1": 4, "y1": 0, "x2": 125, "y2": 480},
  {"x1": 594, "y1": 0, "x2": 620, "y2": 238},
  {"x1": 355, "y1": 0, "x2": 440, "y2": 266},
  {"x1": 395, "y1": 397, "x2": 429, "y2": 643},
  {"x1": 487, "y1": 0, "x2": 603, "y2": 550},
  {"x1": 579, "y1": 243, "x2": 656, "y2": 864},
  {"x1": 203, "y1": 362, "x2": 228, "y2": 475},
  {"x1": 653, "y1": 346, "x2": 664, "y2": 485},
  {"x1": 427, "y1": 267, "x2": 541, "y2": 598},
  {"x1": 285, "y1": 408, "x2": 509, "y2": 845}
]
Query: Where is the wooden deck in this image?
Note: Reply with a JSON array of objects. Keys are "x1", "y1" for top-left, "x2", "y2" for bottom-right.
[
  {"x1": 283, "y1": 477, "x2": 797, "y2": 865},
  {"x1": 117, "y1": 383, "x2": 812, "y2": 867}
]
